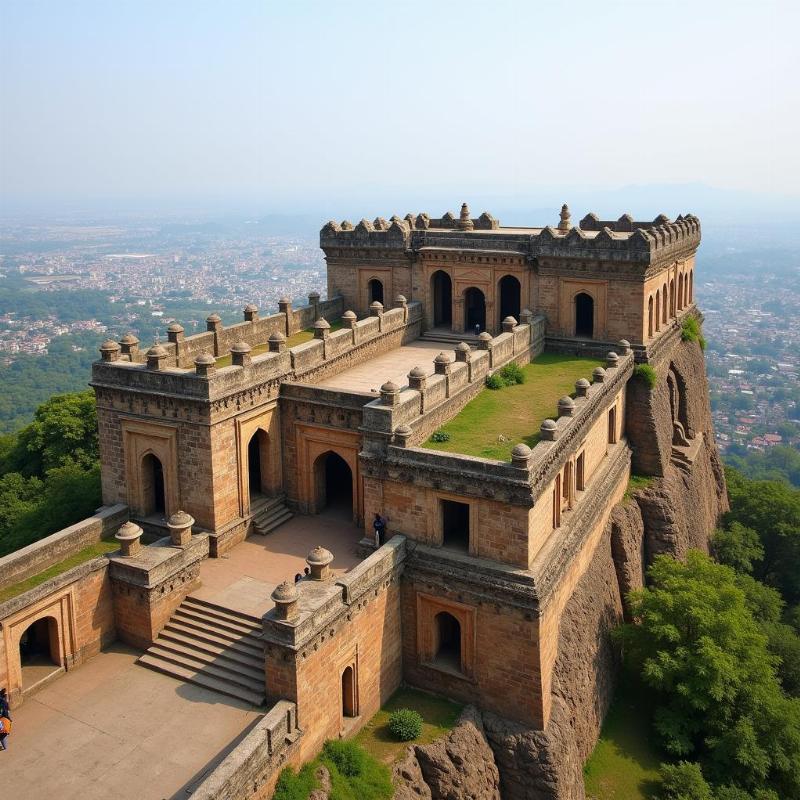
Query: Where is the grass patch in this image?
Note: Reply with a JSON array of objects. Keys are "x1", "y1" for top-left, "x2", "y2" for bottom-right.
[
  {"x1": 0, "y1": 539, "x2": 120, "y2": 603},
  {"x1": 680, "y1": 316, "x2": 706, "y2": 350},
  {"x1": 422, "y1": 353, "x2": 602, "y2": 461},
  {"x1": 273, "y1": 762, "x2": 319, "y2": 800},
  {"x1": 215, "y1": 320, "x2": 344, "y2": 366},
  {"x1": 353, "y1": 686, "x2": 462, "y2": 765},
  {"x1": 584, "y1": 679, "x2": 663, "y2": 800},
  {"x1": 623, "y1": 474, "x2": 654, "y2": 503},
  {"x1": 633, "y1": 364, "x2": 658, "y2": 389}
]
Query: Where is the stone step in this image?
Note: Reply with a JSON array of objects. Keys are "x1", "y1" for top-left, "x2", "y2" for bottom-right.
[
  {"x1": 144, "y1": 644, "x2": 265, "y2": 695},
  {"x1": 150, "y1": 637, "x2": 265, "y2": 683},
  {"x1": 253, "y1": 507, "x2": 293, "y2": 535},
  {"x1": 182, "y1": 595, "x2": 262, "y2": 628},
  {"x1": 164, "y1": 620, "x2": 263, "y2": 658},
  {"x1": 420, "y1": 331, "x2": 480, "y2": 346},
  {"x1": 138, "y1": 653, "x2": 264, "y2": 707},
  {"x1": 250, "y1": 494, "x2": 287, "y2": 515},
  {"x1": 172, "y1": 607, "x2": 263, "y2": 644},
  {"x1": 157, "y1": 628, "x2": 264, "y2": 672}
]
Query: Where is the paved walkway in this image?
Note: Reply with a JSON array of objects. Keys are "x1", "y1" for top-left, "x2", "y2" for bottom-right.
[
  {"x1": 192, "y1": 509, "x2": 364, "y2": 616},
  {"x1": 317, "y1": 340, "x2": 445, "y2": 392},
  {"x1": 2, "y1": 644, "x2": 261, "y2": 800}
]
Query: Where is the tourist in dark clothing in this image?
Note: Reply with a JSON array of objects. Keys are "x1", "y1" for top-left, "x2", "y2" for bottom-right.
[
  {"x1": 294, "y1": 573, "x2": 303, "y2": 583},
  {"x1": 0, "y1": 688, "x2": 9, "y2": 720},
  {"x1": 373, "y1": 513, "x2": 386, "y2": 547}
]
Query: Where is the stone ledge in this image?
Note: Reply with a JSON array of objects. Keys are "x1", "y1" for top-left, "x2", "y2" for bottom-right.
[{"x1": 108, "y1": 533, "x2": 209, "y2": 589}]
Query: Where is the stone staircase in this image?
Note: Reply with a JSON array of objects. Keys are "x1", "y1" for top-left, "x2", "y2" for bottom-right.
[
  {"x1": 138, "y1": 595, "x2": 266, "y2": 706},
  {"x1": 420, "y1": 328, "x2": 481, "y2": 346},
  {"x1": 250, "y1": 494, "x2": 293, "y2": 535}
]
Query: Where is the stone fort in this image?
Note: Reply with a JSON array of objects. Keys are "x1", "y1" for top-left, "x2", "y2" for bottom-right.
[{"x1": 0, "y1": 203, "x2": 727, "y2": 799}]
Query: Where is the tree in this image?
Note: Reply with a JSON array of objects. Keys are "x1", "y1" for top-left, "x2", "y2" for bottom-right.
[
  {"x1": 712, "y1": 522, "x2": 763, "y2": 574},
  {"x1": 617, "y1": 552, "x2": 800, "y2": 795}
]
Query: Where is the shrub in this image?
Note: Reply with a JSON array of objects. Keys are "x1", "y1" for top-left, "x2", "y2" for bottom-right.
[
  {"x1": 681, "y1": 317, "x2": 707, "y2": 349},
  {"x1": 321, "y1": 739, "x2": 393, "y2": 800},
  {"x1": 634, "y1": 363, "x2": 658, "y2": 389},
  {"x1": 657, "y1": 761, "x2": 713, "y2": 800},
  {"x1": 498, "y1": 362, "x2": 525, "y2": 385},
  {"x1": 486, "y1": 373, "x2": 505, "y2": 390},
  {"x1": 388, "y1": 708, "x2": 424, "y2": 741},
  {"x1": 323, "y1": 739, "x2": 367, "y2": 777},
  {"x1": 430, "y1": 430, "x2": 450, "y2": 443},
  {"x1": 273, "y1": 763, "x2": 318, "y2": 800}
]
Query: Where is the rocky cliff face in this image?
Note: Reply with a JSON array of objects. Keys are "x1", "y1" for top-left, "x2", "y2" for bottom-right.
[
  {"x1": 392, "y1": 706, "x2": 501, "y2": 800},
  {"x1": 482, "y1": 334, "x2": 728, "y2": 800}
]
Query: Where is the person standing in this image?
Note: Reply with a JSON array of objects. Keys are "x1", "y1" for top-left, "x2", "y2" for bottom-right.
[
  {"x1": 372, "y1": 513, "x2": 386, "y2": 547},
  {"x1": 0, "y1": 714, "x2": 10, "y2": 751},
  {"x1": 0, "y1": 688, "x2": 9, "y2": 720}
]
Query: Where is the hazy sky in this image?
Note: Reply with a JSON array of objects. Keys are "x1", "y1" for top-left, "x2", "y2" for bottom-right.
[{"x1": 1, "y1": 0, "x2": 799, "y2": 215}]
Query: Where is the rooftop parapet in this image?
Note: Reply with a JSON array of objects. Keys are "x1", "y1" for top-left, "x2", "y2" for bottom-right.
[{"x1": 321, "y1": 205, "x2": 701, "y2": 269}]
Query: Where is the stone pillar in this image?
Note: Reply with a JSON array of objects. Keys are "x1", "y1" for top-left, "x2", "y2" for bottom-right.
[
  {"x1": 453, "y1": 297, "x2": 465, "y2": 333},
  {"x1": 557, "y1": 396, "x2": 576, "y2": 417},
  {"x1": 167, "y1": 510, "x2": 194, "y2": 547},
  {"x1": 606, "y1": 351, "x2": 619, "y2": 369},
  {"x1": 314, "y1": 318, "x2": 331, "y2": 339},
  {"x1": 394, "y1": 424, "x2": 412, "y2": 447},
  {"x1": 194, "y1": 353, "x2": 216, "y2": 376},
  {"x1": 166, "y1": 322, "x2": 184, "y2": 344},
  {"x1": 477, "y1": 332, "x2": 493, "y2": 367},
  {"x1": 408, "y1": 366, "x2": 427, "y2": 412},
  {"x1": 502, "y1": 316, "x2": 517, "y2": 334},
  {"x1": 278, "y1": 297, "x2": 293, "y2": 336},
  {"x1": 618, "y1": 339, "x2": 632, "y2": 356},
  {"x1": 119, "y1": 333, "x2": 140, "y2": 360},
  {"x1": 206, "y1": 313, "x2": 222, "y2": 333},
  {"x1": 342, "y1": 310, "x2": 358, "y2": 344},
  {"x1": 231, "y1": 341, "x2": 252, "y2": 367},
  {"x1": 268, "y1": 331, "x2": 287, "y2": 353},
  {"x1": 244, "y1": 303, "x2": 259, "y2": 322},
  {"x1": 540, "y1": 419, "x2": 558, "y2": 441},
  {"x1": 146, "y1": 345, "x2": 168, "y2": 370},
  {"x1": 575, "y1": 378, "x2": 590, "y2": 397},
  {"x1": 395, "y1": 294, "x2": 408, "y2": 322},
  {"x1": 115, "y1": 521, "x2": 143, "y2": 557},
  {"x1": 308, "y1": 291, "x2": 321, "y2": 320},
  {"x1": 99, "y1": 339, "x2": 121, "y2": 362},
  {"x1": 380, "y1": 381, "x2": 400, "y2": 405},
  {"x1": 592, "y1": 367, "x2": 607, "y2": 384},
  {"x1": 271, "y1": 581, "x2": 299, "y2": 622},
  {"x1": 306, "y1": 546, "x2": 333, "y2": 581},
  {"x1": 511, "y1": 443, "x2": 532, "y2": 469}
]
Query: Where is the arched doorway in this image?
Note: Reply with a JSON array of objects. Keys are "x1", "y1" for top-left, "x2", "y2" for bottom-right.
[
  {"x1": 314, "y1": 451, "x2": 353, "y2": 519},
  {"x1": 341, "y1": 665, "x2": 357, "y2": 718},
  {"x1": 434, "y1": 612, "x2": 461, "y2": 672},
  {"x1": 662, "y1": 284, "x2": 668, "y2": 324},
  {"x1": 655, "y1": 290, "x2": 661, "y2": 331},
  {"x1": 648, "y1": 296, "x2": 654, "y2": 338},
  {"x1": 247, "y1": 430, "x2": 268, "y2": 498},
  {"x1": 141, "y1": 453, "x2": 166, "y2": 516},
  {"x1": 368, "y1": 278, "x2": 384, "y2": 306},
  {"x1": 463, "y1": 287, "x2": 486, "y2": 332},
  {"x1": 574, "y1": 293, "x2": 594, "y2": 338},
  {"x1": 689, "y1": 271, "x2": 694, "y2": 303},
  {"x1": 669, "y1": 278, "x2": 675, "y2": 316},
  {"x1": 498, "y1": 275, "x2": 521, "y2": 325},
  {"x1": 431, "y1": 270, "x2": 452, "y2": 327},
  {"x1": 19, "y1": 616, "x2": 60, "y2": 691}
]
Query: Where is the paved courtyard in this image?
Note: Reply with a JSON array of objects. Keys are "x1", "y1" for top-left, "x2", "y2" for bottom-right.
[
  {"x1": 317, "y1": 339, "x2": 444, "y2": 392},
  {"x1": 2, "y1": 644, "x2": 261, "y2": 800},
  {"x1": 192, "y1": 508, "x2": 364, "y2": 616}
]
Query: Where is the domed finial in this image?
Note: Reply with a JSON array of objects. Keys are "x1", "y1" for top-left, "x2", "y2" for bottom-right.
[
  {"x1": 457, "y1": 202, "x2": 474, "y2": 231},
  {"x1": 558, "y1": 203, "x2": 571, "y2": 231}
]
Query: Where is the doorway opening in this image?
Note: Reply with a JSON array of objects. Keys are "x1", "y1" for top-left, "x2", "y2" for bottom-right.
[
  {"x1": 368, "y1": 279, "x2": 384, "y2": 306},
  {"x1": 247, "y1": 429, "x2": 269, "y2": 499},
  {"x1": 498, "y1": 275, "x2": 521, "y2": 324},
  {"x1": 431, "y1": 270, "x2": 452, "y2": 327},
  {"x1": 142, "y1": 453, "x2": 166, "y2": 516},
  {"x1": 463, "y1": 288, "x2": 486, "y2": 332},
  {"x1": 434, "y1": 612, "x2": 462, "y2": 672},
  {"x1": 315, "y1": 451, "x2": 353, "y2": 519},
  {"x1": 341, "y1": 665, "x2": 357, "y2": 718},
  {"x1": 19, "y1": 616, "x2": 61, "y2": 691},
  {"x1": 574, "y1": 293, "x2": 594, "y2": 338},
  {"x1": 441, "y1": 499, "x2": 469, "y2": 551}
]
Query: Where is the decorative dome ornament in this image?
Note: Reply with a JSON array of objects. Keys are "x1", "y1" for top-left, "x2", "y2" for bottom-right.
[
  {"x1": 306, "y1": 545, "x2": 334, "y2": 580},
  {"x1": 271, "y1": 580, "x2": 299, "y2": 622}
]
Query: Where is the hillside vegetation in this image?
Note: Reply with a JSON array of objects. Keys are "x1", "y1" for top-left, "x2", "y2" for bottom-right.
[{"x1": 0, "y1": 390, "x2": 101, "y2": 557}]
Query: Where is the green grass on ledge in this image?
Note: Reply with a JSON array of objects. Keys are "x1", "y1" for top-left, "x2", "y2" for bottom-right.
[
  {"x1": 623, "y1": 474, "x2": 655, "y2": 503},
  {"x1": 0, "y1": 540, "x2": 120, "y2": 603},
  {"x1": 214, "y1": 320, "x2": 344, "y2": 367},
  {"x1": 583, "y1": 680, "x2": 662, "y2": 800},
  {"x1": 422, "y1": 353, "x2": 603, "y2": 461},
  {"x1": 353, "y1": 686, "x2": 462, "y2": 765}
]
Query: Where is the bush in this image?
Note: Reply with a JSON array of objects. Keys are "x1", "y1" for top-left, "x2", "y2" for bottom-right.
[
  {"x1": 681, "y1": 317, "x2": 707, "y2": 349},
  {"x1": 321, "y1": 739, "x2": 393, "y2": 800},
  {"x1": 485, "y1": 373, "x2": 505, "y2": 390},
  {"x1": 498, "y1": 362, "x2": 525, "y2": 385},
  {"x1": 430, "y1": 430, "x2": 450, "y2": 443},
  {"x1": 712, "y1": 522, "x2": 764, "y2": 574},
  {"x1": 658, "y1": 761, "x2": 713, "y2": 800},
  {"x1": 388, "y1": 708, "x2": 423, "y2": 741},
  {"x1": 273, "y1": 763, "x2": 318, "y2": 800},
  {"x1": 634, "y1": 363, "x2": 658, "y2": 389}
]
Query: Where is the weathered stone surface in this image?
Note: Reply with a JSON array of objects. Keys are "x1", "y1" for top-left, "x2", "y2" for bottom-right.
[
  {"x1": 308, "y1": 764, "x2": 331, "y2": 800},
  {"x1": 609, "y1": 500, "x2": 646, "y2": 614},
  {"x1": 393, "y1": 706, "x2": 500, "y2": 800}
]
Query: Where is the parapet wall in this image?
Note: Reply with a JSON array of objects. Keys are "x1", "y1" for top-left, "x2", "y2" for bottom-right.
[
  {"x1": 188, "y1": 701, "x2": 302, "y2": 800},
  {"x1": 0, "y1": 504, "x2": 128, "y2": 590}
]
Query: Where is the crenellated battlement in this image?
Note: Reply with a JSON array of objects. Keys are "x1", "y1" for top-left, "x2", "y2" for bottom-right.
[{"x1": 320, "y1": 205, "x2": 701, "y2": 269}]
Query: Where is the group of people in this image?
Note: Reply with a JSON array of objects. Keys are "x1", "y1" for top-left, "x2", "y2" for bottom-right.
[{"x1": 0, "y1": 687, "x2": 11, "y2": 751}]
